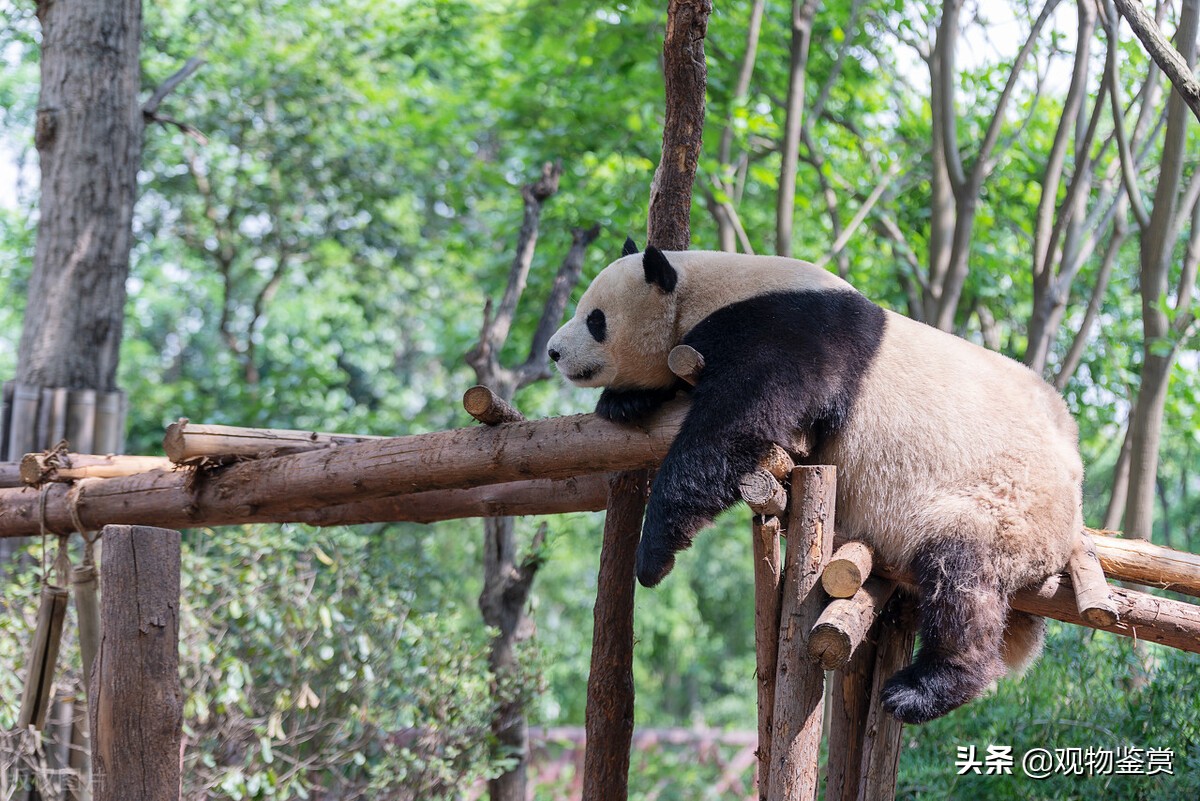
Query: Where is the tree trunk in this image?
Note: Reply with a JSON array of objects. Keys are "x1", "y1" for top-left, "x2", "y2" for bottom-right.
[
  {"x1": 18, "y1": 0, "x2": 143, "y2": 392},
  {"x1": 647, "y1": 0, "x2": 712, "y2": 251},
  {"x1": 1124, "y1": 0, "x2": 1199, "y2": 542}
]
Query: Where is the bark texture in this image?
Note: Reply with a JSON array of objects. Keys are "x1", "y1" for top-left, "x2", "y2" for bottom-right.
[
  {"x1": 582, "y1": 471, "x2": 648, "y2": 801},
  {"x1": 90, "y1": 525, "x2": 182, "y2": 801},
  {"x1": 647, "y1": 0, "x2": 712, "y2": 251},
  {"x1": 19, "y1": 0, "x2": 143, "y2": 391},
  {"x1": 1123, "y1": 0, "x2": 1200, "y2": 542}
]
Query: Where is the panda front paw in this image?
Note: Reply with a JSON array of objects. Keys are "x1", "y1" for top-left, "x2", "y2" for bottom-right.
[
  {"x1": 635, "y1": 541, "x2": 676, "y2": 588},
  {"x1": 596, "y1": 386, "x2": 679, "y2": 424}
]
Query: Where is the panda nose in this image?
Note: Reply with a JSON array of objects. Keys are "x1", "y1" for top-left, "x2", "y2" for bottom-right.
[{"x1": 548, "y1": 348, "x2": 561, "y2": 362}]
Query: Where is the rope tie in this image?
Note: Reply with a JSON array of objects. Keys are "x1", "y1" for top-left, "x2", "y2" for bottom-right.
[
  {"x1": 38, "y1": 485, "x2": 70, "y2": 589},
  {"x1": 68, "y1": 478, "x2": 102, "y2": 567}
]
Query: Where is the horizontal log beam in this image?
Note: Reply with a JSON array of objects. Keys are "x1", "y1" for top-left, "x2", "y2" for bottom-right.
[
  {"x1": 0, "y1": 403, "x2": 686, "y2": 537},
  {"x1": 0, "y1": 462, "x2": 21, "y2": 489},
  {"x1": 289, "y1": 474, "x2": 610, "y2": 526},
  {"x1": 1090, "y1": 528, "x2": 1200, "y2": 598}
]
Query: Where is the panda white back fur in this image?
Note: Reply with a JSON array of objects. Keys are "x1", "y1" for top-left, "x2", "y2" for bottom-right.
[{"x1": 547, "y1": 244, "x2": 1083, "y2": 724}]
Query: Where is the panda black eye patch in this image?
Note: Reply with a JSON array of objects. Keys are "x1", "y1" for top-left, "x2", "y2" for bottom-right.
[{"x1": 587, "y1": 309, "x2": 607, "y2": 342}]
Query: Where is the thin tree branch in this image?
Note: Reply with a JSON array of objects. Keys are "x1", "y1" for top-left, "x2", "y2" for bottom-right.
[
  {"x1": 1106, "y1": 3, "x2": 1153, "y2": 231},
  {"x1": 815, "y1": 163, "x2": 900, "y2": 271},
  {"x1": 517, "y1": 224, "x2": 601, "y2": 387},
  {"x1": 142, "y1": 57, "x2": 206, "y2": 117},
  {"x1": 1112, "y1": 0, "x2": 1200, "y2": 123},
  {"x1": 969, "y1": 0, "x2": 1065, "y2": 189},
  {"x1": 467, "y1": 162, "x2": 562, "y2": 377},
  {"x1": 1032, "y1": 0, "x2": 1097, "y2": 286},
  {"x1": 810, "y1": 0, "x2": 866, "y2": 123},
  {"x1": 716, "y1": 0, "x2": 766, "y2": 170},
  {"x1": 776, "y1": 0, "x2": 820, "y2": 257},
  {"x1": 933, "y1": 0, "x2": 967, "y2": 193},
  {"x1": 1173, "y1": 190, "x2": 1200, "y2": 336},
  {"x1": 1054, "y1": 209, "x2": 1128, "y2": 390}
]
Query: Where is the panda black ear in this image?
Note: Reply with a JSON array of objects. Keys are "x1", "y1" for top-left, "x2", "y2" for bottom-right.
[
  {"x1": 622, "y1": 236, "x2": 639, "y2": 257},
  {"x1": 643, "y1": 246, "x2": 677, "y2": 292}
]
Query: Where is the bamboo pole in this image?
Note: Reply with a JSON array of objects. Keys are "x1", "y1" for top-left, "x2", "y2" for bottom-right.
[
  {"x1": 66, "y1": 389, "x2": 96, "y2": 455},
  {"x1": 7, "y1": 383, "x2": 40, "y2": 461},
  {"x1": 20, "y1": 452, "x2": 173, "y2": 484},
  {"x1": 769, "y1": 465, "x2": 835, "y2": 801},
  {"x1": 47, "y1": 388, "x2": 68, "y2": 447},
  {"x1": 18, "y1": 584, "x2": 69, "y2": 728},
  {"x1": 1, "y1": 380, "x2": 12, "y2": 459},
  {"x1": 753, "y1": 515, "x2": 783, "y2": 801},
  {"x1": 163, "y1": 419, "x2": 386, "y2": 464},
  {"x1": 72, "y1": 564, "x2": 101, "y2": 692},
  {"x1": 94, "y1": 392, "x2": 124, "y2": 455}
]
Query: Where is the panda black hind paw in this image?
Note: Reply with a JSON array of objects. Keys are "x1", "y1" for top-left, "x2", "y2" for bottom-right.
[{"x1": 596, "y1": 386, "x2": 677, "y2": 424}]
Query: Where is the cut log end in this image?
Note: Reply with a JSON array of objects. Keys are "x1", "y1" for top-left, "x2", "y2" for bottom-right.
[
  {"x1": 667, "y1": 344, "x2": 705, "y2": 386},
  {"x1": 822, "y1": 541, "x2": 874, "y2": 599},
  {"x1": 162, "y1": 419, "x2": 190, "y2": 463},
  {"x1": 738, "y1": 468, "x2": 787, "y2": 516},
  {"x1": 463, "y1": 385, "x2": 525, "y2": 425},
  {"x1": 808, "y1": 623, "x2": 852, "y2": 671}
]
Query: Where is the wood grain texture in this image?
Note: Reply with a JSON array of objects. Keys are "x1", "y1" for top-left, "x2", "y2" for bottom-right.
[
  {"x1": 752, "y1": 515, "x2": 783, "y2": 801},
  {"x1": 582, "y1": 471, "x2": 648, "y2": 801},
  {"x1": 91, "y1": 525, "x2": 182, "y2": 801},
  {"x1": 768, "y1": 465, "x2": 835, "y2": 800}
]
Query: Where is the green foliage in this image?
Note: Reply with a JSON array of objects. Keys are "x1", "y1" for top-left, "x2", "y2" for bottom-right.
[{"x1": 894, "y1": 624, "x2": 1200, "y2": 800}]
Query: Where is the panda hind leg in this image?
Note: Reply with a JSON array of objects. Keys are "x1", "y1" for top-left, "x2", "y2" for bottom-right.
[
  {"x1": 880, "y1": 539, "x2": 1008, "y2": 724},
  {"x1": 1000, "y1": 610, "x2": 1045, "y2": 675}
]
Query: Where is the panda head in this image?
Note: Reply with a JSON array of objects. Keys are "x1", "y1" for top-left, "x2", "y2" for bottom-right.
[{"x1": 547, "y1": 238, "x2": 679, "y2": 390}]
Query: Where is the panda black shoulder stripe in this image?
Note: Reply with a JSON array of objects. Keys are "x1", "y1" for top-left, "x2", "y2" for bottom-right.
[{"x1": 680, "y1": 289, "x2": 886, "y2": 446}]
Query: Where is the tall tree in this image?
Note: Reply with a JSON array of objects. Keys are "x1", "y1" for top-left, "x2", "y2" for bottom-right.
[
  {"x1": 15, "y1": 0, "x2": 142, "y2": 395},
  {"x1": 1122, "y1": 0, "x2": 1200, "y2": 542}
]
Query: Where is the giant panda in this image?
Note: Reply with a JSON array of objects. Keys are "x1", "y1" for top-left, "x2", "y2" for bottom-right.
[{"x1": 546, "y1": 241, "x2": 1084, "y2": 724}]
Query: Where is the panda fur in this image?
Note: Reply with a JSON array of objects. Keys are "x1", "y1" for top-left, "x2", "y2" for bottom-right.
[{"x1": 546, "y1": 244, "x2": 1083, "y2": 724}]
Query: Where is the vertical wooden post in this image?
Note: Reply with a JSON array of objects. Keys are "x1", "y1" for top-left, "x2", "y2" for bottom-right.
[
  {"x1": 582, "y1": 470, "x2": 648, "y2": 801},
  {"x1": 823, "y1": 622, "x2": 879, "y2": 801},
  {"x1": 769, "y1": 465, "x2": 835, "y2": 800},
  {"x1": 858, "y1": 594, "x2": 915, "y2": 800},
  {"x1": 90, "y1": 525, "x2": 182, "y2": 801},
  {"x1": 753, "y1": 515, "x2": 783, "y2": 800}
]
